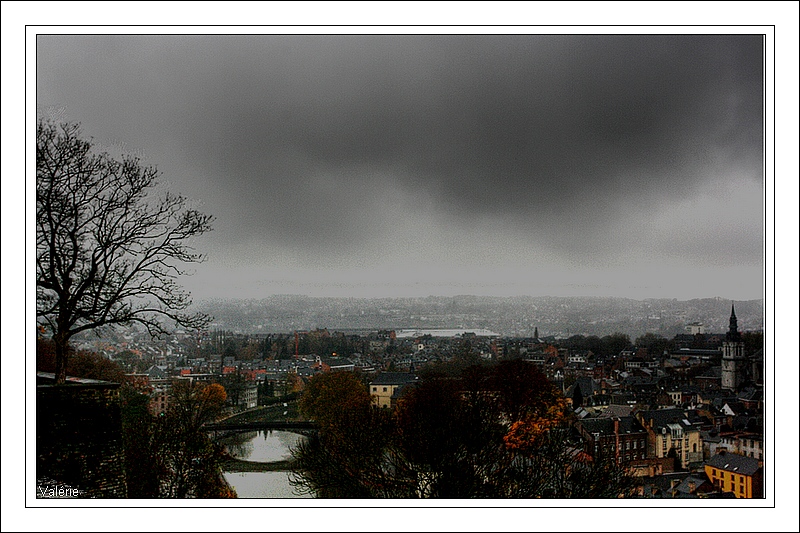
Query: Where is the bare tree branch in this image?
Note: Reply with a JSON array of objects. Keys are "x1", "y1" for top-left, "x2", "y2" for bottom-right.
[{"x1": 36, "y1": 119, "x2": 214, "y2": 383}]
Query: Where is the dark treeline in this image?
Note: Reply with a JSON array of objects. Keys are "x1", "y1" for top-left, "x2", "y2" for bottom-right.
[{"x1": 290, "y1": 360, "x2": 633, "y2": 498}]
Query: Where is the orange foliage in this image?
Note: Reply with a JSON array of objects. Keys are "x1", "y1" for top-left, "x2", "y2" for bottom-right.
[
  {"x1": 503, "y1": 397, "x2": 569, "y2": 451},
  {"x1": 213, "y1": 485, "x2": 238, "y2": 498},
  {"x1": 197, "y1": 382, "x2": 227, "y2": 406}
]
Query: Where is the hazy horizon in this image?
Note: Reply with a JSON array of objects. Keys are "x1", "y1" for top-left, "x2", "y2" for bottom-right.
[{"x1": 189, "y1": 286, "x2": 765, "y2": 304}]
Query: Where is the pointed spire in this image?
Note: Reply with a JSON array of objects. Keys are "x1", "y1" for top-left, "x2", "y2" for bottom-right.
[{"x1": 727, "y1": 302, "x2": 741, "y2": 341}]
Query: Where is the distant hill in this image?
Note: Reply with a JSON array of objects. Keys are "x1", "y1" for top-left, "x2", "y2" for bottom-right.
[{"x1": 193, "y1": 295, "x2": 764, "y2": 340}]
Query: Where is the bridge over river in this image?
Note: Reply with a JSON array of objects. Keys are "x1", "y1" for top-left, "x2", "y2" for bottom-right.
[
  {"x1": 205, "y1": 420, "x2": 318, "y2": 433},
  {"x1": 207, "y1": 421, "x2": 318, "y2": 474}
]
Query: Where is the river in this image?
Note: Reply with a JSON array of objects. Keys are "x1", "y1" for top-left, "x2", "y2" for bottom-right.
[{"x1": 220, "y1": 430, "x2": 312, "y2": 499}]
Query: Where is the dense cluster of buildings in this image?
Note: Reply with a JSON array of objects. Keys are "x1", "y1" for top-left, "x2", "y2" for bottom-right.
[
  {"x1": 365, "y1": 307, "x2": 764, "y2": 498},
  {"x1": 566, "y1": 306, "x2": 763, "y2": 497},
  {"x1": 93, "y1": 305, "x2": 763, "y2": 499}
]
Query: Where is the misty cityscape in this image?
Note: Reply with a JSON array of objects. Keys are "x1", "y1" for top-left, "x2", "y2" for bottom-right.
[{"x1": 187, "y1": 295, "x2": 764, "y2": 340}]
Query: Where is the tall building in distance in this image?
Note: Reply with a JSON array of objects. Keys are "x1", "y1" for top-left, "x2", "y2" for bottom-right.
[{"x1": 721, "y1": 304, "x2": 747, "y2": 391}]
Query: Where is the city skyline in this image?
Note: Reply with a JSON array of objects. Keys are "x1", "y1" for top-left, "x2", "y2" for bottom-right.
[{"x1": 36, "y1": 32, "x2": 765, "y2": 302}]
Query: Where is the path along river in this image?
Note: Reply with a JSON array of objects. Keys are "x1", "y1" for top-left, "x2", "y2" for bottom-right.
[{"x1": 219, "y1": 430, "x2": 311, "y2": 498}]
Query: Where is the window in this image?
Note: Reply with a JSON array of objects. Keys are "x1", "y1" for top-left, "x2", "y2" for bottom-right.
[
  {"x1": 382, "y1": 387, "x2": 387, "y2": 392},
  {"x1": 372, "y1": 387, "x2": 377, "y2": 392},
  {"x1": 633, "y1": 441, "x2": 637, "y2": 449}
]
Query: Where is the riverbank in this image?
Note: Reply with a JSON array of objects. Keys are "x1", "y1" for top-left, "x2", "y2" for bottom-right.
[{"x1": 220, "y1": 456, "x2": 298, "y2": 473}]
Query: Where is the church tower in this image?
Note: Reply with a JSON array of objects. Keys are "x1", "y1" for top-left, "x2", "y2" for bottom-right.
[{"x1": 721, "y1": 303, "x2": 746, "y2": 391}]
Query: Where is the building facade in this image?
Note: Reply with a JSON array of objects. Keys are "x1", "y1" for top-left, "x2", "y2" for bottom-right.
[
  {"x1": 369, "y1": 372, "x2": 418, "y2": 408},
  {"x1": 575, "y1": 416, "x2": 648, "y2": 466},
  {"x1": 705, "y1": 450, "x2": 763, "y2": 498},
  {"x1": 636, "y1": 408, "x2": 703, "y2": 470}
]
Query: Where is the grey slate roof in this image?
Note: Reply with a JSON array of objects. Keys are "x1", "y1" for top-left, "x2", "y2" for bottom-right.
[
  {"x1": 369, "y1": 372, "x2": 418, "y2": 386},
  {"x1": 578, "y1": 416, "x2": 646, "y2": 436},
  {"x1": 671, "y1": 475, "x2": 715, "y2": 497},
  {"x1": 146, "y1": 365, "x2": 168, "y2": 379},
  {"x1": 320, "y1": 357, "x2": 354, "y2": 368},
  {"x1": 638, "y1": 408, "x2": 696, "y2": 432},
  {"x1": 390, "y1": 382, "x2": 415, "y2": 400},
  {"x1": 706, "y1": 451, "x2": 761, "y2": 476},
  {"x1": 597, "y1": 404, "x2": 634, "y2": 418},
  {"x1": 574, "y1": 376, "x2": 600, "y2": 396}
]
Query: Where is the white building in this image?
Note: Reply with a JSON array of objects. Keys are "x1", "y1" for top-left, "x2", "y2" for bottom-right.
[{"x1": 684, "y1": 322, "x2": 706, "y2": 335}]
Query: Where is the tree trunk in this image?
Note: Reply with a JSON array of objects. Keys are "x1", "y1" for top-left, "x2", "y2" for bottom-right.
[{"x1": 54, "y1": 332, "x2": 69, "y2": 384}]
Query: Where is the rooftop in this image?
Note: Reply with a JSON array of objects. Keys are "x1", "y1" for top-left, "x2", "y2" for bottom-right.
[
  {"x1": 36, "y1": 371, "x2": 119, "y2": 387},
  {"x1": 369, "y1": 372, "x2": 418, "y2": 386},
  {"x1": 706, "y1": 451, "x2": 761, "y2": 476}
]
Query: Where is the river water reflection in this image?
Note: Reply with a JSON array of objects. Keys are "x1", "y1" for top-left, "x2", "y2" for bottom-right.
[
  {"x1": 222, "y1": 471, "x2": 310, "y2": 499},
  {"x1": 220, "y1": 430, "x2": 311, "y2": 499}
]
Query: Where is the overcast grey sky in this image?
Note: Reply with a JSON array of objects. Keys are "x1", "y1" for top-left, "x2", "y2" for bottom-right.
[{"x1": 36, "y1": 33, "x2": 765, "y2": 301}]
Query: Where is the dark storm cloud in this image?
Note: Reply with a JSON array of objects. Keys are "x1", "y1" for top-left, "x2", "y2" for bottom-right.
[
  {"x1": 163, "y1": 35, "x2": 762, "y2": 253},
  {"x1": 36, "y1": 33, "x2": 764, "y2": 294}
]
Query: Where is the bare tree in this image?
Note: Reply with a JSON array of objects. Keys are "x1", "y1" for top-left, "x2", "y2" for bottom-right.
[{"x1": 36, "y1": 120, "x2": 213, "y2": 383}]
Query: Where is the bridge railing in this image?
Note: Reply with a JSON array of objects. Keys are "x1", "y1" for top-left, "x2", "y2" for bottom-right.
[{"x1": 204, "y1": 420, "x2": 318, "y2": 432}]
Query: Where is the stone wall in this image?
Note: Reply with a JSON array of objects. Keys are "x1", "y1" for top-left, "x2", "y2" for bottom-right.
[{"x1": 37, "y1": 379, "x2": 127, "y2": 497}]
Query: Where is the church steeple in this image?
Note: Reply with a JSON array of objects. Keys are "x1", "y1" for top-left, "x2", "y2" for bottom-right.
[
  {"x1": 727, "y1": 303, "x2": 741, "y2": 341},
  {"x1": 722, "y1": 302, "x2": 746, "y2": 391}
]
